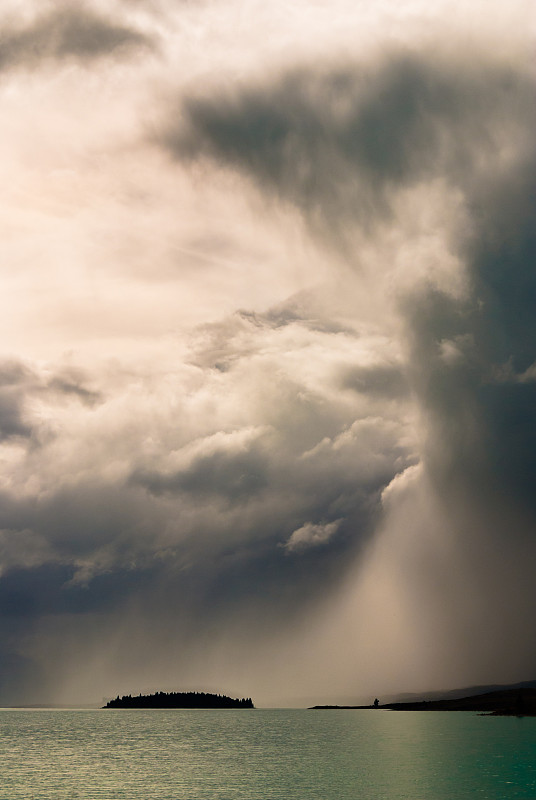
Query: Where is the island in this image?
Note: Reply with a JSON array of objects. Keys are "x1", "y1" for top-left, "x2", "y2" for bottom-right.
[
  {"x1": 310, "y1": 687, "x2": 536, "y2": 716},
  {"x1": 103, "y1": 691, "x2": 254, "y2": 709}
]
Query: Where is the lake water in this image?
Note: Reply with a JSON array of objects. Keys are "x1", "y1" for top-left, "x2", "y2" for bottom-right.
[{"x1": 1, "y1": 708, "x2": 536, "y2": 799}]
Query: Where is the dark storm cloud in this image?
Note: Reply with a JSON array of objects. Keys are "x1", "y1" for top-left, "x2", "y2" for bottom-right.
[
  {"x1": 0, "y1": 359, "x2": 104, "y2": 442},
  {"x1": 153, "y1": 48, "x2": 536, "y2": 684},
  {"x1": 158, "y1": 52, "x2": 532, "y2": 241},
  {"x1": 0, "y1": 345, "x2": 412, "y2": 681},
  {"x1": 0, "y1": 311, "x2": 411, "y2": 625},
  {"x1": 408, "y1": 153, "x2": 536, "y2": 519},
  {"x1": 131, "y1": 446, "x2": 269, "y2": 501},
  {"x1": 4, "y1": 40, "x2": 535, "y2": 701},
  {"x1": 0, "y1": 481, "x2": 158, "y2": 569},
  {"x1": 0, "y1": 562, "x2": 159, "y2": 618},
  {"x1": 0, "y1": 5, "x2": 154, "y2": 70},
  {"x1": 160, "y1": 50, "x2": 536, "y2": 521},
  {"x1": 0, "y1": 435, "x2": 399, "y2": 705},
  {"x1": 0, "y1": 649, "x2": 46, "y2": 706},
  {"x1": 0, "y1": 392, "x2": 32, "y2": 441}
]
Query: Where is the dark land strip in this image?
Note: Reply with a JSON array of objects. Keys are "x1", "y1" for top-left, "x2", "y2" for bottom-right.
[{"x1": 310, "y1": 688, "x2": 536, "y2": 716}]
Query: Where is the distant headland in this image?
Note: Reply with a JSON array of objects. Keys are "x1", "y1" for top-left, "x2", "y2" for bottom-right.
[
  {"x1": 310, "y1": 687, "x2": 536, "y2": 716},
  {"x1": 103, "y1": 691, "x2": 254, "y2": 709}
]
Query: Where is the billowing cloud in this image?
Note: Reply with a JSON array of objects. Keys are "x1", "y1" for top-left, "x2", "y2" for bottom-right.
[
  {"x1": 159, "y1": 52, "x2": 533, "y2": 252},
  {"x1": 0, "y1": 0, "x2": 534, "y2": 707},
  {"x1": 150, "y1": 39, "x2": 536, "y2": 696}
]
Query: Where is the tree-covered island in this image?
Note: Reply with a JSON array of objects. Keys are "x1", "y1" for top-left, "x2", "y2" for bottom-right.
[{"x1": 103, "y1": 691, "x2": 254, "y2": 709}]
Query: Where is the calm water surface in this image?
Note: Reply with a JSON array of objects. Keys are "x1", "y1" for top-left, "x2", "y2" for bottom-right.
[{"x1": 1, "y1": 708, "x2": 536, "y2": 799}]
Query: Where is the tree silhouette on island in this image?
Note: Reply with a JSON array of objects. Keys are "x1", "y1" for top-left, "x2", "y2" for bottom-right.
[{"x1": 103, "y1": 691, "x2": 254, "y2": 709}]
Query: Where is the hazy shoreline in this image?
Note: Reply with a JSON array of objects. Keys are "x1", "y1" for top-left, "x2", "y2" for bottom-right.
[{"x1": 310, "y1": 688, "x2": 536, "y2": 716}]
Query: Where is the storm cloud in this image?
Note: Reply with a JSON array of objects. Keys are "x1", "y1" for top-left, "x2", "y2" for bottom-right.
[
  {"x1": 150, "y1": 44, "x2": 536, "y2": 694},
  {"x1": 161, "y1": 53, "x2": 532, "y2": 247},
  {"x1": 0, "y1": 0, "x2": 534, "y2": 706}
]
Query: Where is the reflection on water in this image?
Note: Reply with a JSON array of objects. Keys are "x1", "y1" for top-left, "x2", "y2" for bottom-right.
[{"x1": 1, "y1": 708, "x2": 535, "y2": 799}]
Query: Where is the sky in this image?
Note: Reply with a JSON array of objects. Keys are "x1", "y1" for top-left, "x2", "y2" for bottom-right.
[{"x1": 0, "y1": 0, "x2": 534, "y2": 708}]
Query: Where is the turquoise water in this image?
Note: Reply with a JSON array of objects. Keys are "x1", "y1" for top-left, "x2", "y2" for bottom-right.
[{"x1": 1, "y1": 708, "x2": 536, "y2": 799}]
